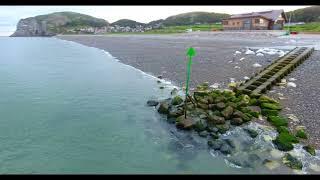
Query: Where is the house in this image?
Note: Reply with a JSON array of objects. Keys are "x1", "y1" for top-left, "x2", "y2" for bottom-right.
[{"x1": 222, "y1": 10, "x2": 287, "y2": 30}]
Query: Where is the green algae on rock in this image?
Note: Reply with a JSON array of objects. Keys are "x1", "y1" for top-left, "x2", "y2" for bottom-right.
[
  {"x1": 267, "y1": 116, "x2": 288, "y2": 127},
  {"x1": 296, "y1": 129, "x2": 308, "y2": 139},
  {"x1": 282, "y1": 153, "x2": 303, "y2": 170},
  {"x1": 273, "y1": 132, "x2": 299, "y2": 151},
  {"x1": 303, "y1": 145, "x2": 316, "y2": 156}
]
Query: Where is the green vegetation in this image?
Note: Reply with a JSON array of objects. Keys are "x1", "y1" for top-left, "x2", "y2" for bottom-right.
[
  {"x1": 163, "y1": 12, "x2": 229, "y2": 26},
  {"x1": 296, "y1": 129, "x2": 308, "y2": 139},
  {"x1": 267, "y1": 116, "x2": 288, "y2": 127},
  {"x1": 285, "y1": 22, "x2": 320, "y2": 32},
  {"x1": 145, "y1": 24, "x2": 223, "y2": 34},
  {"x1": 273, "y1": 132, "x2": 299, "y2": 151},
  {"x1": 303, "y1": 145, "x2": 316, "y2": 156},
  {"x1": 286, "y1": 6, "x2": 320, "y2": 23},
  {"x1": 111, "y1": 19, "x2": 145, "y2": 28}
]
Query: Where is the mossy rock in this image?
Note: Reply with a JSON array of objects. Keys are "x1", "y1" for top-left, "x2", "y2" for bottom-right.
[
  {"x1": 261, "y1": 109, "x2": 279, "y2": 116},
  {"x1": 244, "y1": 128, "x2": 258, "y2": 138},
  {"x1": 296, "y1": 129, "x2": 308, "y2": 139},
  {"x1": 267, "y1": 116, "x2": 288, "y2": 127},
  {"x1": 216, "y1": 124, "x2": 230, "y2": 134},
  {"x1": 171, "y1": 96, "x2": 183, "y2": 105},
  {"x1": 238, "y1": 94, "x2": 250, "y2": 104},
  {"x1": 303, "y1": 145, "x2": 316, "y2": 156},
  {"x1": 243, "y1": 113, "x2": 253, "y2": 122},
  {"x1": 273, "y1": 132, "x2": 299, "y2": 151},
  {"x1": 261, "y1": 103, "x2": 282, "y2": 110},
  {"x1": 158, "y1": 101, "x2": 170, "y2": 114},
  {"x1": 194, "y1": 120, "x2": 207, "y2": 132},
  {"x1": 282, "y1": 153, "x2": 303, "y2": 170},
  {"x1": 259, "y1": 95, "x2": 279, "y2": 104},
  {"x1": 222, "y1": 90, "x2": 236, "y2": 98},
  {"x1": 249, "y1": 98, "x2": 258, "y2": 106},
  {"x1": 276, "y1": 126, "x2": 290, "y2": 134}
]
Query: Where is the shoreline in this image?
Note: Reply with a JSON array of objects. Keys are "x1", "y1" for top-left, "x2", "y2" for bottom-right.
[{"x1": 57, "y1": 33, "x2": 320, "y2": 148}]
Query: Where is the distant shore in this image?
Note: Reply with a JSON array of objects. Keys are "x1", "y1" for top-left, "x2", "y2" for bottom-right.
[{"x1": 58, "y1": 32, "x2": 320, "y2": 148}]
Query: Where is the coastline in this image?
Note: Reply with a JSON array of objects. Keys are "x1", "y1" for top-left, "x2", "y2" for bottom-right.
[{"x1": 57, "y1": 32, "x2": 320, "y2": 148}]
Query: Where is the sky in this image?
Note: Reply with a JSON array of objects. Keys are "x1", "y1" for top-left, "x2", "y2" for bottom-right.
[{"x1": 0, "y1": 6, "x2": 310, "y2": 36}]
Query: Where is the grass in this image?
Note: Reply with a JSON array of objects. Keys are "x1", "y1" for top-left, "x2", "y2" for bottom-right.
[{"x1": 284, "y1": 22, "x2": 320, "y2": 32}]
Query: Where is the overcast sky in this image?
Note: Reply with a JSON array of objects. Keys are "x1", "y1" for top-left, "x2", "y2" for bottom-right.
[{"x1": 0, "y1": 6, "x2": 310, "y2": 36}]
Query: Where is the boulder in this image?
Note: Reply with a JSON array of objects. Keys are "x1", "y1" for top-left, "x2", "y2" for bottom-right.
[
  {"x1": 233, "y1": 110, "x2": 250, "y2": 122},
  {"x1": 159, "y1": 86, "x2": 165, "y2": 89},
  {"x1": 273, "y1": 132, "x2": 299, "y2": 151},
  {"x1": 199, "y1": 131, "x2": 209, "y2": 137},
  {"x1": 216, "y1": 123, "x2": 230, "y2": 134},
  {"x1": 194, "y1": 120, "x2": 207, "y2": 132},
  {"x1": 276, "y1": 126, "x2": 290, "y2": 134},
  {"x1": 197, "y1": 103, "x2": 209, "y2": 110},
  {"x1": 221, "y1": 106, "x2": 234, "y2": 119},
  {"x1": 216, "y1": 102, "x2": 226, "y2": 110},
  {"x1": 261, "y1": 103, "x2": 282, "y2": 110},
  {"x1": 208, "y1": 139, "x2": 223, "y2": 150},
  {"x1": 244, "y1": 128, "x2": 258, "y2": 138},
  {"x1": 303, "y1": 145, "x2": 316, "y2": 156},
  {"x1": 247, "y1": 106, "x2": 261, "y2": 118},
  {"x1": 295, "y1": 129, "x2": 308, "y2": 139},
  {"x1": 209, "y1": 132, "x2": 219, "y2": 139},
  {"x1": 214, "y1": 96, "x2": 225, "y2": 103},
  {"x1": 267, "y1": 116, "x2": 288, "y2": 127},
  {"x1": 147, "y1": 100, "x2": 159, "y2": 106},
  {"x1": 171, "y1": 96, "x2": 183, "y2": 105},
  {"x1": 175, "y1": 115, "x2": 194, "y2": 130},
  {"x1": 167, "y1": 107, "x2": 184, "y2": 118},
  {"x1": 282, "y1": 153, "x2": 303, "y2": 170},
  {"x1": 231, "y1": 118, "x2": 243, "y2": 126},
  {"x1": 170, "y1": 88, "x2": 178, "y2": 95},
  {"x1": 261, "y1": 109, "x2": 279, "y2": 116},
  {"x1": 207, "y1": 126, "x2": 219, "y2": 133},
  {"x1": 158, "y1": 101, "x2": 170, "y2": 114},
  {"x1": 208, "y1": 115, "x2": 225, "y2": 125},
  {"x1": 220, "y1": 143, "x2": 232, "y2": 155}
]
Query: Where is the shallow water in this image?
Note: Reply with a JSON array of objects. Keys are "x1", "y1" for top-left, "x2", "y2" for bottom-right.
[{"x1": 0, "y1": 37, "x2": 318, "y2": 174}]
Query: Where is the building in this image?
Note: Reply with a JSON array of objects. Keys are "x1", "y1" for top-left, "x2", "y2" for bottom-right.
[{"x1": 222, "y1": 10, "x2": 287, "y2": 30}]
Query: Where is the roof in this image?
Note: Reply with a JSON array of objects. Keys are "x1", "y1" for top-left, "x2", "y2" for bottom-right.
[{"x1": 223, "y1": 10, "x2": 287, "y2": 22}]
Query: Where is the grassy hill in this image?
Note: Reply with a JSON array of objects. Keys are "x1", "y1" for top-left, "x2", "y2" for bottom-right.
[
  {"x1": 111, "y1": 19, "x2": 146, "y2": 28},
  {"x1": 286, "y1": 6, "x2": 320, "y2": 23}
]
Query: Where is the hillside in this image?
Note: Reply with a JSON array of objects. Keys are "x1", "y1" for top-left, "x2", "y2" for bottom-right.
[
  {"x1": 162, "y1": 12, "x2": 230, "y2": 26},
  {"x1": 111, "y1": 19, "x2": 145, "y2": 28},
  {"x1": 11, "y1": 11, "x2": 109, "y2": 37},
  {"x1": 286, "y1": 6, "x2": 320, "y2": 22}
]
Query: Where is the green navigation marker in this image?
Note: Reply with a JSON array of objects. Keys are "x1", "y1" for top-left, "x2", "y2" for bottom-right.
[{"x1": 184, "y1": 47, "x2": 197, "y2": 118}]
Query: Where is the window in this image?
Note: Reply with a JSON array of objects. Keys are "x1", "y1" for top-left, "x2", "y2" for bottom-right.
[
  {"x1": 255, "y1": 19, "x2": 260, "y2": 23},
  {"x1": 223, "y1": 21, "x2": 228, "y2": 25},
  {"x1": 232, "y1": 22, "x2": 235, "y2": 25},
  {"x1": 237, "y1": 22, "x2": 240, "y2": 25}
]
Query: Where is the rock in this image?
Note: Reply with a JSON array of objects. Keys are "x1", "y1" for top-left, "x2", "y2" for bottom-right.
[
  {"x1": 167, "y1": 107, "x2": 184, "y2": 118},
  {"x1": 216, "y1": 124, "x2": 230, "y2": 134},
  {"x1": 147, "y1": 100, "x2": 159, "y2": 106},
  {"x1": 208, "y1": 139, "x2": 223, "y2": 150},
  {"x1": 282, "y1": 153, "x2": 303, "y2": 170},
  {"x1": 263, "y1": 135, "x2": 273, "y2": 142},
  {"x1": 244, "y1": 128, "x2": 258, "y2": 138},
  {"x1": 276, "y1": 126, "x2": 290, "y2": 134},
  {"x1": 220, "y1": 144, "x2": 232, "y2": 155},
  {"x1": 247, "y1": 106, "x2": 261, "y2": 118},
  {"x1": 216, "y1": 102, "x2": 226, "y2": 110},
  {"x1": 199, "y1": 131, "x2": 209, "y2": 137},
  {"x1": 197, "y1": 103, "x2": 208, "y2": 110},
  {"x1": 159, "y1": 86, "x2": 165, "y2": 89},
  {"x1": 267, "y1": 116, "x2": 288, "y2": 127},
  {"x1": 157, "y1": 80, "x2": 161, "y2": 83},
  {"x1": 261, "y1": 109, "x2": 279, "y2": 116},
  {"x1": 167, "y1": 117, "x2": 176, "y2": 124},
  {"x1": 214, "y1": 96, "x2": 225, "y2": 103},
  {"x1": 208, "y1": 115, "x2": 225, "y2": 125},
  {"x1": 171, "y1": 96, "x2": 183, "y2": 105},
  {"x1": 158, "y1": 101, "x2": 170, "y2": 114},
  {"x1": 263, "y1": 159, "x2": 280, "y2": 170},
  {"x1": 209, "y1": 132, "x2": 219, "y2": 139},
  {"x1": 210, "y1": 83, "x2": 220, "y2": 89},
  {"x1": 157, "y1": 75, "x2": 163, "y2": 79},
  {"x1": 270, "y1": 149, "x2": 284, "y2": 159},
  {"x1": 252, "y1": 63, "x2": 262, "y2": 68},
  {"x1": 231, "y1": 118, "x2": 243, "y2": 126},
  {"x1": 232, "y1": 110, "x2": 250, "y2": 122},
  {"x1": 261, "y1": 103, "x2": 282, "y2": 110},
  {"x1": 221, "y1": 106, "x2": 234, "y2": 119},
  {"x1": 224, "y1": 139, "x2": 236, "y2": 149},
  {"x1": 287, "y1": 82, "x2": 297, "y2": 88},
  {"x1": 273, "y1": 132, "x2": 299, "y2": 151},
  {"x1": 259, "y1": 95, "x2": 279, "y2": 104},
  {"x1": 296, "y1": 129, "x2": 308, "y2": 139},
  {"x1": 287, "y1": 114, "x2": 299, "y2": 123},
  {"x1": 176, "y1": 116, "x2": 194, "y2": 130},
  {"x1": 303, "y1": 145, "x2": 316, "y2": 156},
  {"x1": 194, "y1": 120, "x2": 207, "y2": 132},
  {"x1": 170, "y1": 88, "x2": 178, "y2": 95},
  {"x1": 207, "y1": 126, "x2": 219, "y2": 133},
  {"x1": 248, "y1": 154, "x2": 261, "y2": 162}
]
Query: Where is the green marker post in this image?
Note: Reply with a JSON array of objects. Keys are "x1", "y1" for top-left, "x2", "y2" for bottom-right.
[{"x1": 184, "y1": 47, "x2": 196, "y2": 118}]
